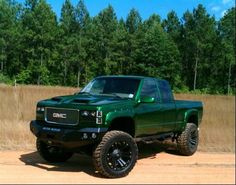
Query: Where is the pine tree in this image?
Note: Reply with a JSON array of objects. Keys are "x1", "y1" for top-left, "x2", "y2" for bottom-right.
[
  {"x1": 141, "y1": 16, "x2": 181, "y2": 87},
  {"x1": 126, "y1": 8, "x2": 142, "y2": 34},
  {"x1": 0, "y1": 0, "x2": 234, "y2": 94},
  {"x1": 181, "y1": 4, "x2": 218, "y2": 91},
  {"x1": 74, "y1": 0, "x2": 90, "y2": 86},
  {"x1": 218, "y1": 8, "x2": 236, "y2": 94},
  {"x1": 93, "y1": 5, "x2": 118, "y2": 75},
  {"x1": 57, "y1": 0, "x2": 76, "y2": 85},
  {"x1": 109, "y1": 19, "x2": 129, "y2": 74},
  {"x1": 0, "y1": 0, "x2": 22, "y2": 81},
  {"x1": 20, "y1": 0, "x2": 58, "y2": 85},
  {"x1": 162, "y1": 11, "x2": 181, "y2": 44},
  {"x1": 125, "y1": 9, "x2": 143, "y2": 74}
]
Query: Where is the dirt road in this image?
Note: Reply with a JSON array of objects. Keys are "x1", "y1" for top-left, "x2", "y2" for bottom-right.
[{"x1": 0, "y1": 148, "x2": 235, "y2": 184}]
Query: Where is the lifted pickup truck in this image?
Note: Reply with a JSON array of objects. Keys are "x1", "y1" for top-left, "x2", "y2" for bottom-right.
[{"x1": 30, "y1": 75, "x2": 203, "y2": 178}]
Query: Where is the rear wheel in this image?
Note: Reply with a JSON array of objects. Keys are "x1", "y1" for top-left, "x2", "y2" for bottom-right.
[
  {"x1": 36, "y1": 139, "x2": 73, "y2": 163},
  {"x1": 93, "y1": 131, "x2": 138, "y2": 178},
  {"x1": 177, "y1": 123, "x2": 199, "y2": 156}
]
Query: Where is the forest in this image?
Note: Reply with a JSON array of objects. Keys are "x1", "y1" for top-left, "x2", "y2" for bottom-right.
[{"x1": 0, "y1": 0, "x2": 235, "y2": 94}]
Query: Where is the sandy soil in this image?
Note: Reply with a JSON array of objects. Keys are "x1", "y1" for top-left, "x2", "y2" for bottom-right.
[{"x1": 0, "y1": 148, "x2": 235, "y2": 184}]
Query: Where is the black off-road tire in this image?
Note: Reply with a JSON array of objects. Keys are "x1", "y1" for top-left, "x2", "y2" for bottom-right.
[
  {"x1": 93, "y1": 131, "x2": 138, "y2": 178},
  {"x1": 177, "y1": 123, "x2": 199, "y2": 156},
  {"x1": 36, "y1": 139, "x2": 73, "y2": 163}
]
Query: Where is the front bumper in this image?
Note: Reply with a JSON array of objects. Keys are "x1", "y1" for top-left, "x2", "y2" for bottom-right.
[{"x1": 30, "y1": 120, "x2": 107, "y2": 148}]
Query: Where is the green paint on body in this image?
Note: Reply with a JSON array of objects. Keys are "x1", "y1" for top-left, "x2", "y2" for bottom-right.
[{"x1": 35, "y1": 75, "x2": 203, "y2": 138}]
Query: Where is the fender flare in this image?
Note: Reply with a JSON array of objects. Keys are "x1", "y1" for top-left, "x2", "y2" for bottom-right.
[
  {"x1": 105, "y1": 110, "x2": 135, "y2": 125},
  {"x1": 183, "y1": 109, "x2": 199, "y2": 128}
]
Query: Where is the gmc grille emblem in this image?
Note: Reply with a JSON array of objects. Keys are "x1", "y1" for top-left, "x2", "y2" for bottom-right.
[{"x1": 52, "y1": 113, "x2": 67, "y2": 119}]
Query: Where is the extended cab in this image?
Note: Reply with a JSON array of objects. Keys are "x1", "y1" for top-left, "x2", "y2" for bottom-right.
[{"x1": 30, "y1": 76, "x2": 203, "y2": 178}]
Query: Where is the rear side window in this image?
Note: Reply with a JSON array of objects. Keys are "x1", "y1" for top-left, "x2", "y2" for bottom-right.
[
  {"x1": 140, "y1": 79, "x2": 158, "y2": 100},
  {"x1": 157, "y1": 80, "x2": 173, "y2": 103}
]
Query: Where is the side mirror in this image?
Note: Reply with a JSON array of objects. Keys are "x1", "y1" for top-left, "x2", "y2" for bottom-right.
[{"x1": 139, "y1": 96, "x2": 155, "y2": 103}]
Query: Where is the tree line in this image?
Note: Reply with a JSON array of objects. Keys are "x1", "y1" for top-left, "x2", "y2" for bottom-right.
[{"x1": 0, "y1": 0, "x2": 235, "y2": 94}]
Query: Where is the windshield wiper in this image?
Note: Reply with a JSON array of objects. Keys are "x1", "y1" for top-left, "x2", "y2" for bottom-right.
[
  {"x1": 77, "y1": 92, "x2": 94, "y2": 96},
  {"x1": 101, "y1": 93, "x2": 123, "y2": 98}
]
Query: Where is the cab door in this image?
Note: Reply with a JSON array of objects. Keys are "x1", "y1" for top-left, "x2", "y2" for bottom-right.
[
  {"x1": 156, "y1": 80, "x2": 177, "y2": 132},
  {"x1": 135, "y1": 79, "x2": 165, "y2": 136}
]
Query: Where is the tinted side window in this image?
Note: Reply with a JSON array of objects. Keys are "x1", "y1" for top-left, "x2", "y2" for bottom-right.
[
  {"x1": 140, "y1": 79, "x2": 157, "y2": 99},
  {"x1": 158, "y1": 80, "x2": 173, "y2": 103}
]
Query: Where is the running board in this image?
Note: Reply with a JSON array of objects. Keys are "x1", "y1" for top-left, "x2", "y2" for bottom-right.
[{"x1": 134, "y1": 132, "x2": 174, "y2": 143}]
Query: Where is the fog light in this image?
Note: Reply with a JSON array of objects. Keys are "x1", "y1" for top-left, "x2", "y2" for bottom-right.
[
  {"x1": 48, "y1": 140, "x2": 52, "y2": 144},
  {"x1": 91, "y1": 133, "x2": 97, "y2": 139},
  {"x1": 82, "y1": 133, "x2": 88, "y2": 139},
  {"x1": 37, "y1": 107, "x2": 45, "y2": 112},
  {"x1": 90, "y1": 111, "x2": 96, "y2": 117}
]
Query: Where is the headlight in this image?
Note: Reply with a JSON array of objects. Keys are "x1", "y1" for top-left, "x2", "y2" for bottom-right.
[
  {"x1": 81, "y1": 111, "x2": 96, "y2": 117},
  {"x1": 37, "y1": 107, "x2": 45, "y2": 112},
  {"x1": 81, "y1": 111, "x2": 89, "y2": 117},
  {"x1": 81, "y1": 110, "x2": 103, "y2": 124},
  {"x1": 90, "y1": 111, "x2": 96, "y2": 117}
]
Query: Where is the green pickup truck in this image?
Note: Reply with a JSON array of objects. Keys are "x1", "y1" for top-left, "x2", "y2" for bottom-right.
[{"x1": 30, "y1": 75, "x2": 203, "y2": 178}]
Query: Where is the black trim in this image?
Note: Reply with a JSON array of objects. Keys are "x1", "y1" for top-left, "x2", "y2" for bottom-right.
[
  {"x1": 135, "y1": 132, "x2": 174, "y2": 142},
  {"x1": 30, "y1": 120, "x2": 107, "y2": 148}
]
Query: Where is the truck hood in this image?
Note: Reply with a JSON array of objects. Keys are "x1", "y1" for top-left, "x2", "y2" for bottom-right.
[{"x1": 38, "y1": 94, "x2": 133, "y2": 107}]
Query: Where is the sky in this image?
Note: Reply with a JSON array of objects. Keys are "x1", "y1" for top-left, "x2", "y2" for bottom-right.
[{"x1": 16, "y1": 0, "x2": 235, "y2": 20}]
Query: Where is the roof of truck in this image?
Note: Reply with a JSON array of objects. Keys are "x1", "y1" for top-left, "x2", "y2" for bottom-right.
[
  {"x1": 95, "y1": 75, "x2": 167, "y2": 82},
  {"x1": 96, "y1": 75, "x2": 153, "y2": 80}
]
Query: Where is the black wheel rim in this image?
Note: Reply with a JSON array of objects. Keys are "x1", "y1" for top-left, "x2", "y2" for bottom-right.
[
  {"x1": 189, "y1": 130, "x2": 198, "y2": 150},
  {"x1": 106, "y1": 141, "x2": 132, "y2": 171}
]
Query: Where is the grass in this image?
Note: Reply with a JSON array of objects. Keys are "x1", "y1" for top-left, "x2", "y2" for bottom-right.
[
  {"x1": 0, "y1": 85, "x2": 76, "y2": 150},
  {"x1": 0, "y1": 84, "x2": 235, "y2": 152},
  {"x1": 175, "y1": 94, "x2": 235, "y2": 153}
]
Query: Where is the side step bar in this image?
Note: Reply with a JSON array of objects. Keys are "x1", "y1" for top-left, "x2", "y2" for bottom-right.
[{"x1": 134, "y1": 132, "x2": 174, "y2": 143}]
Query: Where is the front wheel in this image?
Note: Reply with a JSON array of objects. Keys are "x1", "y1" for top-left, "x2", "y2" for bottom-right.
[
  {"x1": 36, "y1": 139, "x2": 73, "y2": 163},
  {"x1": 93, "y1": 131, "x2": 138, "y2": 178},
  {"x1": 177, "y1": 123, "x2": 199, "y2": 156}
]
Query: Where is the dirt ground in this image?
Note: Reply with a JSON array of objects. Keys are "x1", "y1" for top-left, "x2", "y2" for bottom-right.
[{"x1": 0, "y1": 145, "x2": 235, "y2": 184}]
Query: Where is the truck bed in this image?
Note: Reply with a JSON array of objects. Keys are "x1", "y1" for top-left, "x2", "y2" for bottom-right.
[{"x1": 175, "y1": 100, "x2": 203, "y2": 109}]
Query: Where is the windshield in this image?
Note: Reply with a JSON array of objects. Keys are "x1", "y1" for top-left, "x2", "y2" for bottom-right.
[{"x1": 80, "y1": 77, "x2": 141, "y2": 98}]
